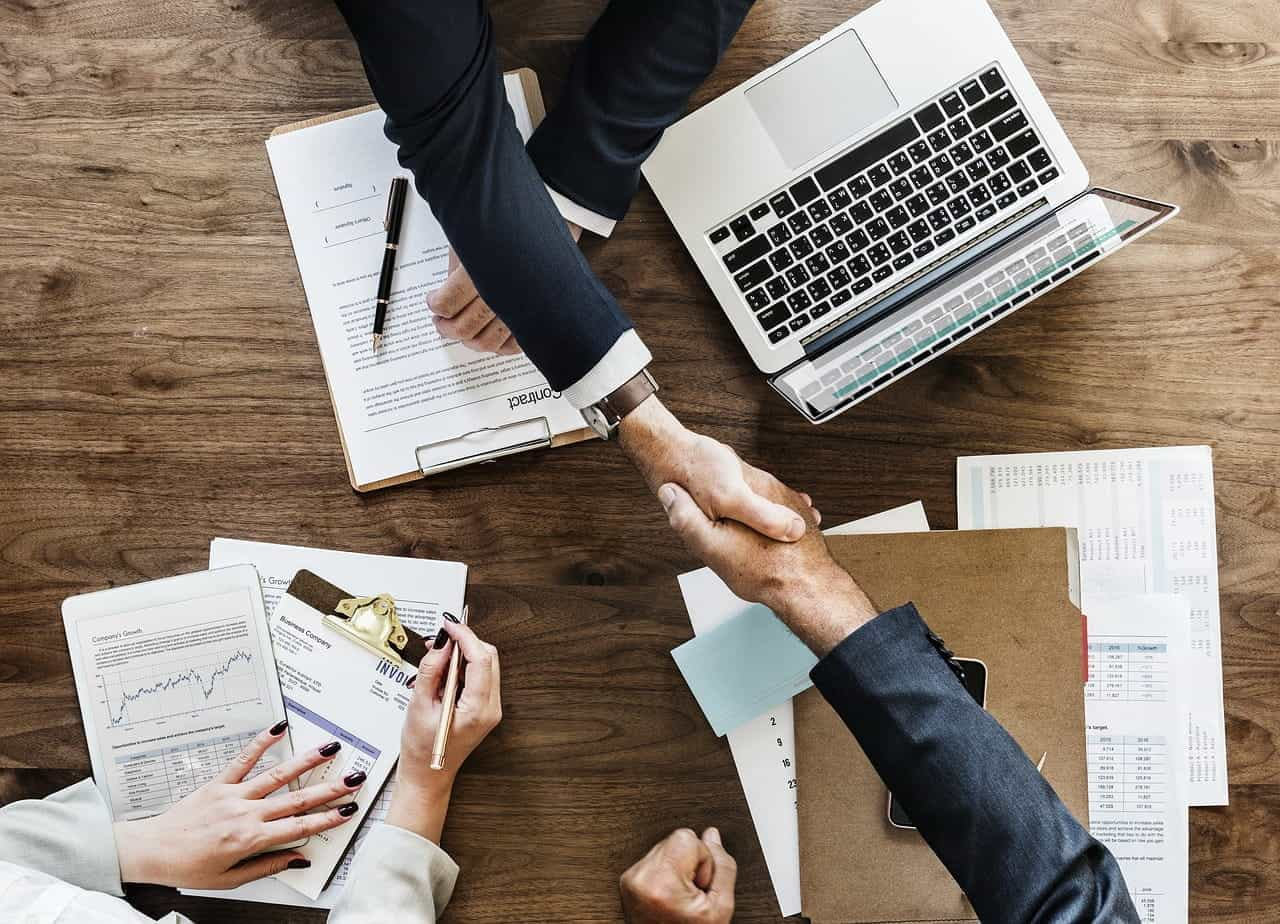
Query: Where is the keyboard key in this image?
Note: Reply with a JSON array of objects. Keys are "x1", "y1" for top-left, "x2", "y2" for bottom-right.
[
  {"x1": 815, "y1": 117, "x2": 921, "y2": 190},
  {"x1": 940, "y1": 92, "x2": 964, "y2": 117},
  {"x1": 730, "y1": 215, "x2": 754, "y2": 241},
  {"x1": 946, "y1": 172, "x2": 970, "y2": 194},
  {"x1": 980, "y1": 68, "x2": 1005, "y2": 93},
  {"x1": 968, "y1": 184, "x2": 991, "y2": 206},
  {"x1": 988, "y1": 172, "x2": 1012, "y2": 194},
  {"x1": 808, "y1": 200, "x2": 833, "y2": 222},
  {"x1": 723, "y1": 234, "x2": 770, "y2": 271},
  {"x1": 1006, "y1": 129, "x2": 1040, "y2": 159},
  {"x1": 1028, "y1": 148, "x2": 1052, "y2": 171},
  {"x1": 926, "y1": 183, "x2": 949, "y2": 205},
  {"x1": 758, "y1": 303, "x2": 790, "y2": 329},
  {"x1": 826, "y1": 240, "x2": 851, "y2": 264},
  {"x1": 769, "y1": 192, "x2": 796, "y2": 217},
  {"x1": 907, "y1": 219, "x2": 931, "y2": 242},
  {"x1": 808, "y1": 277, "x2": 832, "y2": 300},
  {"x1": 888, "y1": 231, "x2": 911, "y2": 255},
  {"x1": 975, "y1": 204, "x2": 996, "y2": 221},
  {"x1": 913, "y1": 239, "x2": 935, "y2": 258},
  {"x1": 916, "y1": 102, "x2": 945, "y2": 131},
  {"x1": 828, "y1": 187, "x2": 853, "y2": 210},
  {"x1": 909, "y1": 166, "x2": 933, "y2": 188},
  {"x1": 869, "y1": 164, "x2": 893, "y2": 187},
  {"x1": 769, "y1": 249, "x2": 794, "y2": 271},
  {"x1": 788, "y1": 211, "x2": 813, "y2": 233},
  {"x1": 872, "y1": 265, "x2": 893, "y2": 282},
  {"x1": 960, "y1": 80, "x2": 984, "y2": 106},
  {"x1": 970, "y1": 129, "x2": 994, "y2": 152},
  {"x1": 908, "y1": 140, "x2": 933, "y2": 163},
  {"x1": 785, "y1": 265, "x2": 811, "y2": 287},
  {"x1": 870, "y1": 189, "x2": 894, "y2": 211},
  {"x1": 890, "y1": 178, "x2": 913, "y2": 200},
  {"x1": 947, "y1": 196, "x2": 972, "y2": 219},
  {"x1": 811, "y1": 301, "x2": 832, "y2": 319},
  {"x1": 850, "y1": 254, "x2": 872, "y2": 276},
  {"x1": 851, "y1": 200, "x2": 874, "y2": 223},
  {"x1": 787, "y1": 290, "x2": 812, "y2": 312},
  {"x1": 887, "y1": 206, "x2": 910, "y2": 229},
  {"x1": 831, "y1": 212, "x2": 855, "y2": 235},
  {"x1": 966, "y1": 159, "x2": 991, "y2": 182},
  {"x1": 828, "y1": 264, "x2": 852, "y2": 288},
  {"x1": 970, "y1": 90, "x2": 1016, "y2": 128},
  {"x1": 929, "y1": 153, "x2": 954, "y2": 177},
  {"x1": 927, "y1": 207, "x2": 951, "y2": 231},
  {"x1": 867, "y1": 217, "x2": 891, "y2": 240},
  {"x1": 746, "y1": 287, "x2": 769, "y2": 311},
  {"x1": 1038, "y1": 167, "x2": 1060, "y2": 184},
  {"x1": 768, "y1": 222, "x2": 792, "y2": 245},
  {"x1": 997, "y1": 191, "x2": 1018, "y2": 210},
  {"x1": 947, "y1": 117, "x2": 972, "y2": 141},
  {"x1": 852, "y1": 277, "x2": 874, "y2": 294},
  {"x1": 710, "y1": 226, "x2": 730, "y2": 244},
  {"x1": 1008, "y1": 161, "x2": 1032, "y2": 183},
  {"x1": 1017, "y1": 179, "x2": 1039, "y2": 197},
  {"x1": 906, "y1": 194, "x2": 930, "y2": 217},
  {"x1": 806, "y1": 253, "x2": 831, "y2": 276},
  {"x1": 849, "y1": 174, "x2": 873, "y2": 198},
  {"x1": 986, "y1": 147, "x2": 1011, "y2": 170},
  {"x1": 868, "y1": 243, "x2": 891, "y2": 265},
  {"x1": 889, "y1": 152, "x2": 912, "y2": 175},
  {"x1": 810, "y1": 225, "x2": 834, "y2": 247},
  {"x1": 893, "y1": 252, "x2": 914, "y2": 270},
  {"x1": 936, "y1": 227, "x2": 956, "y2": 245},
  {"x1": 847, "y1": 228, "x2": 870, "y2": 252},
  {"x1": 733, "y1": 260, "x2": 771, "y2": 291},
  {"x1": 749, "y1": 202, "x2": 772, "y2": 220},
  {"x1": 766, "y1": 277, "x2": 790, "y2": 299},
  {"x1": 789, "y1": 176, "x2": 820, "y2": 205},
  {"x1": 955, "y1": 216, "x2": 977, "y2": 233},
  {"x1": 789, "y1": 314, "x2": 811, "y2": 332},
  {"x1": 831, "y1": 287, "x2": 853, "y2": 307},
  {"x1": 990, "y1": 110, "x2": 1028, "y2": 141},
  {"x1": 928, "y1": 128, "x2": 952, "y2": 152}
]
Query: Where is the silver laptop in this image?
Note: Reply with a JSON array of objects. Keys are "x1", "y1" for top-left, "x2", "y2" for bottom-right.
[{"x1": 642, "y1": 0, "x2": 1176, "y2": 422}]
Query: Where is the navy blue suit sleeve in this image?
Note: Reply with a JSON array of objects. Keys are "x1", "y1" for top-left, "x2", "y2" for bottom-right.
[
  {"x1": 527, "y1": 0, "x2": 757, "y2": 220},
  {"x1": 332, "y1": 0, "x2": 631, "y2": 391},
  {"x1": 811, "y1": 604, "x2": 1139, "y2": 923}
]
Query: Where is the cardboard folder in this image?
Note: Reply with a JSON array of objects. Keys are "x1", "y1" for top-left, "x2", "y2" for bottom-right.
[{"x1": 796, "y1": 528, "x2": 1086, "y2": 923}]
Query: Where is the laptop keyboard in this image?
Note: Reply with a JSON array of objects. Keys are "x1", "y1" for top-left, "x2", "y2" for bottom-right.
[{"x1": 708, "y1": 65, "x2": 1061, "y2": 346}]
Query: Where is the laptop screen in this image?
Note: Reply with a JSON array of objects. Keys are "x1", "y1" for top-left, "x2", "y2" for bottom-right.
[{"x1": 769, "y1": 188, "x2": 1176, "y2": 422}]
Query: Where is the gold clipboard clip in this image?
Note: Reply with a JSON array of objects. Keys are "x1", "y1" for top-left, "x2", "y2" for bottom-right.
[{"x1": 324, "y1": 594, "x2": 409, "y2": 666}]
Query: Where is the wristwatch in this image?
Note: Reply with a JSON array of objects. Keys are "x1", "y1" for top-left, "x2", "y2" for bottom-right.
[{"x1": 581, "y1": 369, "x2": 659, "y2": 440}]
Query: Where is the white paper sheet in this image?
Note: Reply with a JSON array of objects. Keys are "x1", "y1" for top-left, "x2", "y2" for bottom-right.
[
  {"x1": 1084, "y1": 594, "x2": 1190, "y2": 923},
  {"x1": 183, "y1": 538, "x2": 465, "y2": 908},
  {"x1": 957, "y1": 446, "x2": 1227, "y2": 805},
  {"x1": 676, "y1": 501, "x2": 930, "y2": 917},
  {"x1": 264, "y1": 74, "x2": 584, "y2": 487}
]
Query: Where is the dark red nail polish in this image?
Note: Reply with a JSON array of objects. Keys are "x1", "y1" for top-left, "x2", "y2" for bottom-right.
[
  {"x1": 338, "y1": 802, "x2": 359, "y2": 817},
  {"x1": 319, "y1": 741, "x2": 341, "y2": 757},
  {"x1": 344, "y1": 770, "x2": 366, "y2": 787},
  {"x1": 433, "y1": 628, "x2": 448, "y2": 649},
  {"x1": 407, "y1": 674, "x2": 416, "y2": 688},
  {"x1": 444, "y1": 611, "x2": 460, "y2": 624},
  {"x1": 287, "y1": 858, "x2": 311, "y2": 870},
  {"x1": 269, "y1": 719, "x2": 289, "y2": 736}
]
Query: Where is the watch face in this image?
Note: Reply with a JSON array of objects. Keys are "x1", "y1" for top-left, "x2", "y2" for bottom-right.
[{"x1": 582, "y1": 405, "x2": 611, "y2": 439}]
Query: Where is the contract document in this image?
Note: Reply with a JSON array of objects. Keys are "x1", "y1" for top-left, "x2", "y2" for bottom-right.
[
  {"x1": 184, "y1": 538, "x2": 466, "y2": 907},
  {"x1": 676, "y1": 502, "x2": 930, "y2": 916},
  {"x1": 1085, "y1": 594, "x2": 1190, "y2": 923},
  {"x1": 957, "y1": 445, "x2": 1226, "y2": 805},
  {"x1": 266, "y1": 72, "x2": 587, "y2": 490}
]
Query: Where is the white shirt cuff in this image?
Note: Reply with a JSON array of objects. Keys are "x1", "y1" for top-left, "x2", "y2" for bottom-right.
[
  {"x1": 546, "y1": 186, "x2": 617, "y2": 238},
  {"x1": 561, "y1": 329, "x2": 653, "y2": 410}
]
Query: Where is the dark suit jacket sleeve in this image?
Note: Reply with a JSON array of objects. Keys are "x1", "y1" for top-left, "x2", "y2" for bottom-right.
[
  {"x1": 810, "y1": 603, "x2": 1140, "y2": 923},
  {"x1": 526, "y1": 0, "x2": 757, "y2": 221},
  {"x1": 332, "y1": 0, "x2": 632, "y2": 393}
]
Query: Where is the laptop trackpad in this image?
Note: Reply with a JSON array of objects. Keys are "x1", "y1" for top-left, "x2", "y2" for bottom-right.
[{"x1": 746, "y1": 29, "x2": 898, "y2": 170}]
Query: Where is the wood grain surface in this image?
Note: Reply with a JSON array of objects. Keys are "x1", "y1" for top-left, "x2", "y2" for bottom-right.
[{"x1": 2, "y1": 0, "x2": 1278, "y2": 920}]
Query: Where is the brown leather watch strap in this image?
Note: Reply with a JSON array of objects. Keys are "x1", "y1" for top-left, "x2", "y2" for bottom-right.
[{"x1": 601, "y1": 369, "x2": 658, "y2": 420}]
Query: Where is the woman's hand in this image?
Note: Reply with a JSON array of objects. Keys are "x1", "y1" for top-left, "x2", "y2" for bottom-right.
[
  {"x1": 113, "y1": 722, "x2": 365, "y2": 889},
  {"x1": 386, "y1": 619, "x2": 503, "y2": 843}
]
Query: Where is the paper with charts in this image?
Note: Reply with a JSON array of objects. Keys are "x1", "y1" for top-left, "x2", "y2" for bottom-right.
[
  {"x1": 184, "y1": 538, "x2": 465, "y2": 908},
  {"x1": 677, "y1": 501, "x2": 930, "y2": 917},
  {"x1": 1085, "y1": 594, "x2": 1191, "y2": 923},
  {"x1": 265, "y1": 73, "x2": 584, "y2": 488},
  {"x1": 957, "y1": 445, "x2": 1226, "y2": 805}
]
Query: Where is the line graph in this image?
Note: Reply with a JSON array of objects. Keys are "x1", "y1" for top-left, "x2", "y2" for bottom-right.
[{"x1": 99, "y1": 647, "x2": 264, "y2": 728}]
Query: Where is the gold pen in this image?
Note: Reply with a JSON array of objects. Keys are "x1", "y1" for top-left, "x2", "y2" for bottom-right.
[{"x1": 430, "y1": 604, "x2": 467, "y2": 770}]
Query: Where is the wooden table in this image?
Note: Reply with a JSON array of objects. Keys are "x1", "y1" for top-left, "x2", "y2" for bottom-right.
[{"x1": 2, "y1": 1, "x2": 1277, "y2": 920}]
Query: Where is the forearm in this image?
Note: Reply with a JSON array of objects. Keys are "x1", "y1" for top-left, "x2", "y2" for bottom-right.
[
  {"x1": 528, "y1": 0, "x2": 757, "y2": 219},
  {"x1": 334, "y1": 0, "x2": 635, "y2": 391},
  {"x1": 386, "y1": 773, "x2": 454, "y2": 846},
  {"x1": 813, "y1": 604, "x2": 1138, "y2": 923}
]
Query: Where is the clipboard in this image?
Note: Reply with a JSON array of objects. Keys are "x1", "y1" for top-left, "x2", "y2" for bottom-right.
[
  {"x1": 287, "y1": 568, "x2": 433, "y2": 668},
  {"x1": 269, "y1": 68, "x2": 596, "y2": 492}
]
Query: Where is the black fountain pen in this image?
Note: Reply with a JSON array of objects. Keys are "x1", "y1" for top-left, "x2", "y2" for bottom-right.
[{"x1": 372, "y1": 176, "x2": 409, "y2": 352}]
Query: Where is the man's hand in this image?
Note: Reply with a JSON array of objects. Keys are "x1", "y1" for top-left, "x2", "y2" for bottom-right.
[
  {"x1": 620, "y1": 827, "x2": 737, "y2": 924},
  {"x1": 619, "y1": 396, "x2": 819, "y2": 543},
  {"x1": 659, "y1": 476, "x2": 878, "y2": 655},
  {"x1": 427, "y1": 221, "x2": 583, "y2": 355}
]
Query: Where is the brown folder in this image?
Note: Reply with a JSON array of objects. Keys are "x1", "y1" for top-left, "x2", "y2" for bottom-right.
[{"x1": 797, "y1": 528, "x2": 1086, "y2": 924}]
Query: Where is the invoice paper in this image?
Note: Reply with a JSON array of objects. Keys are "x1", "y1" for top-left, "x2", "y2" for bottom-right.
[
  {"x1": 265, "y1": 73, "x2": 585, "y2": 488},
  {"x1": 676, "y1": 501, "x2": 931, "y2": 916},
  {"x1": 184, "y1": 538, "x2": 466, "y2": 908},
  {"x1": 957, "y1": 445, "x2": 1226, "y2": 805},
  {"x1": 1085, "y1": 594, "x2": 1190, "y2": 923}
]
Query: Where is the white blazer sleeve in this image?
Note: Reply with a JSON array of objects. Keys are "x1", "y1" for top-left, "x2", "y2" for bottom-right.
[
  {"x1": 328, "y1": 824, "x2": 459, "y2": 924},
  {"x1": 0, "y1": 778, "x2": 125, "y2": 897}
]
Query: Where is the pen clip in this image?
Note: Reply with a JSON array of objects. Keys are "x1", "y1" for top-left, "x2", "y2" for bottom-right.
[{"x1": 383, "y1": 180, "x2": 395, "y2": 231}]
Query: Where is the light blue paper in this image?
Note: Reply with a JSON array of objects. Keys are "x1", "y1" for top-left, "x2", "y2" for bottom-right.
[{"x1": 670, "y1": 603, "x2": 818, "y2": 736}]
